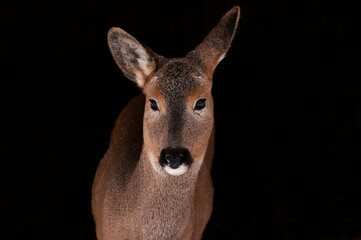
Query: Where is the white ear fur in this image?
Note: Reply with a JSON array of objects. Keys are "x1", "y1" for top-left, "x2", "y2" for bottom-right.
[{"x1": 107, "y1": 27, "x2": 158, "y2": 88}]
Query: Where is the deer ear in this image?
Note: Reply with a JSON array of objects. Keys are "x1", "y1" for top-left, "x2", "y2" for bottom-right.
[
  {"x1": 107, "y1": 27, "x2": 159, "y2": 88},
  {"x1": 187, "y1": 6, "x2": 240, "y2": 74}
]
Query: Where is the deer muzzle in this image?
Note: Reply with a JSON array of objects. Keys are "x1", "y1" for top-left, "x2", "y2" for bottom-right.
[{"x1": 159, "y1": 147, "x2": 192, "y2": 170}]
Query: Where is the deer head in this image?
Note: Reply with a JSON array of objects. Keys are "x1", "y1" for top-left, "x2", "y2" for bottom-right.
[{"x1": 107, "y1": 6, "x2": 240, "y2": 176}]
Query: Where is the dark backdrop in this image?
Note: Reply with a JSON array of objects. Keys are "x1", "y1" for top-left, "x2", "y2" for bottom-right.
[{"x1": 2, "y1": 0, "x2": 361, "y2": 239}]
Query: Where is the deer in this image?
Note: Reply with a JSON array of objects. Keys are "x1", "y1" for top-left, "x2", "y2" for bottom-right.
[{"x1": 91, "y1": 6, "x2": 240, "y2": 240}]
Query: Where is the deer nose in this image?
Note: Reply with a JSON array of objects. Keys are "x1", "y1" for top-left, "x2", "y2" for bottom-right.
[{"x1": 159, "y1": 148, "x2": 192, "y2": 169}]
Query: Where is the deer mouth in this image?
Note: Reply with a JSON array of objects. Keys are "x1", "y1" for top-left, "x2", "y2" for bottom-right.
[
  {"x1": 159, "y1": 147, "x2": 193, "y2": 175},
  {"x1": 163, "y1": 164, "x2": 189, "y2": 176}
]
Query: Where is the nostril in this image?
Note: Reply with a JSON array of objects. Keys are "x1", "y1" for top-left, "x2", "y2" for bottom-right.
[{"x1": 165, "y1": 153, "x2": 184, "y2": 163}]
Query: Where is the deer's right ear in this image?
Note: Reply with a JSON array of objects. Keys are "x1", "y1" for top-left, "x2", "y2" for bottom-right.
[{"x1": 107, "y1": 27, "x2": 160, "y2": 88}]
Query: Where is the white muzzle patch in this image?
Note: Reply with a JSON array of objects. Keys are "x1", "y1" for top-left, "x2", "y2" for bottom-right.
[{"x1": 163, "y1": 164, "x2": 189, "y2": 176}]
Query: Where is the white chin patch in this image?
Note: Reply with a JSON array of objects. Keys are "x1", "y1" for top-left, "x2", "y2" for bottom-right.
[{"x1": 164, "y1": 164, "x2": 188, "y2": 176}]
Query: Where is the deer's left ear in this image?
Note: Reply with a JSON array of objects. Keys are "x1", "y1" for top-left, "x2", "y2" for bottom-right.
[
  {"x1": 107, "y1": 27, "x2": 161, "y2": 88},
  {"x1": 187, "y1": 6, "x2": 240, "y2": 74}
]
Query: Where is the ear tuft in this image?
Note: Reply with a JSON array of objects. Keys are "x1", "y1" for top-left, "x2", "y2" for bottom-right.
[
  {"x1": 107, "y1": 27, "x2": 159, "y2": 88},
  {"x1": 187, "y1": 6, "x2": 240, "y2": 74}
]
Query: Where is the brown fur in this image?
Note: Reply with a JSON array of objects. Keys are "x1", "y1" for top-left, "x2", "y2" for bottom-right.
[{"x1": 92, "y1": 6, "x2": 240, "y2": 240}]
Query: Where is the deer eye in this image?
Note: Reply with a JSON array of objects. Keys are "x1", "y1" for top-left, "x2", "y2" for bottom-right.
[
  {"x1": 194, "y1": 99, "x2": 206, "y2": 110},
  {"x1": 149, "y1": 99, "x2": 159, "y2": 111}
]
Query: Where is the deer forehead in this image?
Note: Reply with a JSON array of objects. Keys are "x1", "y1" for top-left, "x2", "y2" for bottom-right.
[{"x1": 144, "y1": 59, "x2": 211, "y2": 103}]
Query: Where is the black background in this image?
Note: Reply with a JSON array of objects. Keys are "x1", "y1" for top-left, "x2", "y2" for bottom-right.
[{"x1": 2, "y1": 0, "x2": 361, "y2": 239}]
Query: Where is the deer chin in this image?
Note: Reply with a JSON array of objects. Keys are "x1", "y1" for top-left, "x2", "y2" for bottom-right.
[
  {"x1": 163, "y1": 164, "x2": 189, "y2": 176},
  {"x1": 164, "y1": 157, "x2": 204, "y2": 176}
]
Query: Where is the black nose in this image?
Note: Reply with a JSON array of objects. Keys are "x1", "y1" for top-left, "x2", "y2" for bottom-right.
[{"x1": 159, "y1": 148, "x2": 192, "y2": 169}]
